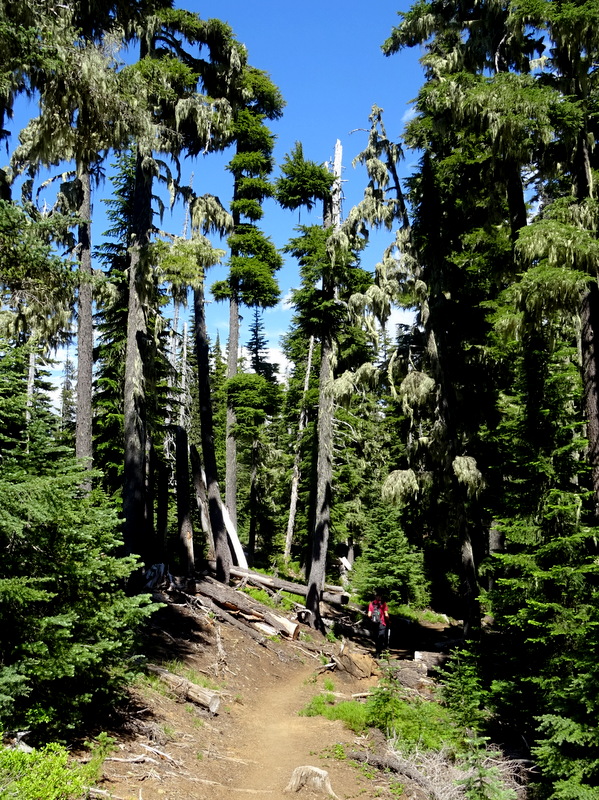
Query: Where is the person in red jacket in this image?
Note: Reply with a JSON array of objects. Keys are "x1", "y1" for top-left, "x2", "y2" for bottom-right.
[{"x1": 367, "y1": 592, "x2": 389, "y2": 657}]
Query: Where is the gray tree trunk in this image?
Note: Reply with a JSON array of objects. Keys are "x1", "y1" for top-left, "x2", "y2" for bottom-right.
[
  {"x1": 75, "y1": 164, "x2": 93, "y2": 469},
  {"x1": 582, "y1": 280, "x2": 599, "y2": 520},
  {"x1": 193, "y1": 282, "x2": 232, "y2": 583},
  {"x1": 190, "y1": 443, "x2": 215, "y2": 560},
  {"x1": 284, "y1": 334, "x2": 314, "y2": 560},
  {"x1": 176, "y1": 425, "x2": 195, "y2": 575},
  {"x1": 225, "y1": 294, "x2": 239, "y2": 528},
  {"x1": 306, "y1": 329, "x2": 334, "y2": 629},
  {"x1": 306, "y1": 140, "x2": 342, "y2": 629}
]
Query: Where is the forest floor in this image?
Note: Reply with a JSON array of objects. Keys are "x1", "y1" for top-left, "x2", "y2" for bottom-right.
[{"x1": 93, "y1": 597, "x2": 461, "y2": 800}]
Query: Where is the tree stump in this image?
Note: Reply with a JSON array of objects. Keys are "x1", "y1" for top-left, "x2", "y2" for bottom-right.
[{"x1": 284, "y1": 765, "x2": 339, "y2": 798}]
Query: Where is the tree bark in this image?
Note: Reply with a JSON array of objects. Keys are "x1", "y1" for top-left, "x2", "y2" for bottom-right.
[
  {"x1": 225, "y1": 294, "x2": 239, "y2": 529},
  {"x1": 193, "y1": 576, "x2": 300, "y2": 639},
  {"x1": 156, "y1": 453, "x2": 169, "y2": 563},
  {"x1": 176, "y1": 425, "x2": 194, "y2": 575},
  {"x1": 146, "y1": 664, "x2": 221, "y2": 713},
  {"x1": 190, "y1": 444, "x2": 215, "y2": 560},
  {"x1": 284, "y1": 334, "x2": 314, "y2": 560},
  {"x1": 306, "y1": 141, "x2": 342, "y2": 629},
  {"x1": 247, "y1": 437, "x2": 258, "y2": 565},
  {"x1": 306, "y1": 330, "x2": 334, "y2": 629},
  {"x1": 193, "y1": 283, "x2": 231, "y2": 583},
  {"x1": 582, "y1": 279, "x2": 599, "y2": 520},
  {"x1": 75, "y1": 163, "x2": 93, "y2": 470},
  {"x1": 122, "y1": 147, "x2": 152, "y2": 560}
]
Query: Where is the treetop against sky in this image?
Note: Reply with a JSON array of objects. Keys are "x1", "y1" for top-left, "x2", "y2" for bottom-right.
[{"x1": 7, "y1": 1, "x2": 421, "y2": 382}]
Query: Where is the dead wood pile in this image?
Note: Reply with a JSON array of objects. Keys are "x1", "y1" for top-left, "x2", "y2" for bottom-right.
[{"x1": 146, "y1": 564, "x2": 351, "y2": 648}]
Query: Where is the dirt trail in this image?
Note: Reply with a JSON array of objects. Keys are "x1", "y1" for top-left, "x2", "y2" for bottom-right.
[
  {"x1": 99, "y1": 613, "x2": 382, "y2": 800},
  {"x1": 206, "y1": 662, "x2": 368, "y2": 799}
]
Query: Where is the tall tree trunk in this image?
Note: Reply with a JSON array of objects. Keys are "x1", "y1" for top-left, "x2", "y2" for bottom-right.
[
  {"x1": 284, "y1": 334, "x2": 315, "y2": 560},
  {"x1": 193, "y1": 282, "x2": 232, "y2": 583},
  {"x1": 176, "y1": 425, "x2": 195, "y2": 574},
  {"x1": 306, "y1": 140, "x2": 342, "y2": 630},
  {"x1": 122, "y1": 148, "x2": 152, "y2": 560},
  {"x1": 247, "y1": 437, "x2": 259, "y2": 566},
  {"x1": 582, "y1": 279, "x2": 599, "y2": 520},
  {"x1": 225, "y1": 293, "x2": 239, "y2": 528},
  {"x1": 306, "y1": 329, "x2": 334, "y2": 629},
  {"x1": 156, "y1": 453, "x2": 169, "y2": 563},
  {"x1": 190, "y1": 443, "x2": 215, "y2": 560},
  {"x1": 75, "y1": 164, "x2": 93, "y2": 469}
]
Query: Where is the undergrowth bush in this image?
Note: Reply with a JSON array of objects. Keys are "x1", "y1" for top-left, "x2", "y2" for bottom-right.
[
  {"x1": 302, "y1": 664, "x2": 461, "y2": 752},
  {"x1": 299, "y1": 693, "x2": 370, "y2": 733},
  {"x1": 438, "y1": 648, "x2": 489, "y2": 731},
  {"x1": 0, "y1": 732, "x2": 114, "y2": 799},
  {"x1": 0, "y1": 465, "x2": 158, "y2": 741},
  {"x1": 366, "y1": 674, "x2": 460, "y2": 752}
]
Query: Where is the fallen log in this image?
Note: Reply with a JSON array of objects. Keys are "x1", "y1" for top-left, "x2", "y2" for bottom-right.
[
  {"x1": 194, "y1": 576, "x2": 300, "y2": 640},
  {"x1": 183, "y1": 591, "x2": 272, "y2": 649},
  {"x1": 225, "y1": 566, "x2": 350, "y2": 606},
  {"x1": 147, "y1": 664, "x2": 221, "y2": 714},
  {"x1": 345, "y1": 751, "x2": 444, "y2": 800}
]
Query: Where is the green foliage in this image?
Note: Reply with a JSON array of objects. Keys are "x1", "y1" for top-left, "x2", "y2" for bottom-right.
[
  {"x1": 0, "y1": 464, "x2": 157, "y2": 740},
  {"x1": 299, "y1": 693, "x2": 370, "y2": 733},
  {"x1": 365, "y1": 678, "x2": 458, "y2": 752},
  {"x1": 438, "y1": 649, "x2": 489, "y2": 731},
  {"x1": 0, "y1": 201, "x2": 75, "y2": 345},
  {"x1": 458, "y1": 736, "x2": 518, "y2": 800},
  {"x1": 276, "y1": 143, "x2": 334, "y2": 211},
  {"x1": 0, "y1": 732, "x2": 114, "y2": 800},
  {"x1": 241, "y1": 586, "x2": 274, "y2": 607},
  {"x1": 302, "y1": 667, "x2": 460, "y2": 752},
  {"x1": 350, "y1": 506, "x2": 430, "y2": 608}
]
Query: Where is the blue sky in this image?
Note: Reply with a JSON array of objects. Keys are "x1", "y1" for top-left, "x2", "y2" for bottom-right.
[
  {"x1": 7, "y1": 2, "x2": 424, "y2": 381},
  {"x1": 180, "y1": 0, "x2": 424, "y2": 366}
]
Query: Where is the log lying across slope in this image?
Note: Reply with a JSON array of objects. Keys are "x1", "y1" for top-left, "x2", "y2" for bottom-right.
[
  {"x1": 147, "y1": 664, "x2": 222, "y2": 713},
  {"x1": 210, "y1": 564, "x2": 350, "y2": 606},
  {"x1": 192, "y1": 575, "x2": 301, "y2": 640}
]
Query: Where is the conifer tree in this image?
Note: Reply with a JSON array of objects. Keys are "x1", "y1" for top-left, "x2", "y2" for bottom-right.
[
  {"x1": 120, "y1": 10, "x2": 244, "y2": 562},
  {"x1": 279, "y1": 142, "x2": 375, "y2": 627},
  {"x1": 211, "y1": 66, "x2": 284, "y2": 529}
]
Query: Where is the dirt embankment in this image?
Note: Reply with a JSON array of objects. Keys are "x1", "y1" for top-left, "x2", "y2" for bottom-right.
[{"x1": 95, "y1": 601, "x2": 448, "y2": 800}]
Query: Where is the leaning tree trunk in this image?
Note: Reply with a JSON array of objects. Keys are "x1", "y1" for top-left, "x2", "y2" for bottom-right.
[
  {"x1": 225, "y1": 291, "x2": 239, "y2": 528},
  {"x1": 75, "y1": 163, "x2": 93, "y2": 470},
  {"x1": 193, "y1": 282, "x2": 232, "y2": 583}
]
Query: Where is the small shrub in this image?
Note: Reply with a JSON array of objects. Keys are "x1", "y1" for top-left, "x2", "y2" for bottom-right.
[
  {"x1": 438, "y1": 649, "x2": 488, "y2": 731},
  {"x1": 0, "y1": 733, "x2": 114, "y2": 800},
  {"x1": 300, "y1": 694, "x2": 370, "y2": 733},
  {"x1": 366, "y1": 665, "x2": 461, "y2": 752},
  {"x1": 457, "y1": 736, "x2": 518, "y2": 800}
]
